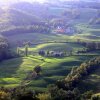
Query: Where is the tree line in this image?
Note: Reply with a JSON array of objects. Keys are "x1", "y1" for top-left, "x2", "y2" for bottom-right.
[
  {"x1": 77, "y1": 41, "x2": 100, "y2": 53},
  {"x1": 1, "y1": 25, "x2": 51, "y2": 36},
  {"x1": 49, "y1": 57, "x2": 100, "y2": 100}
]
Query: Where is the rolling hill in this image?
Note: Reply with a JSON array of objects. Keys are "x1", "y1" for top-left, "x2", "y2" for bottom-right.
[
  {"x1": 0, "y1": 1, "x2": 99, "y2": 31},
  {"x1": 0, "y1": 1, "x2": 100, "y2": 98},
  {"x1": 0, "y1": 7, "x2": 41, "y2": 32}
]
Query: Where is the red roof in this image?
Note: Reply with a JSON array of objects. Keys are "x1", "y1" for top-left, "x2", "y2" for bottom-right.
[{"x1": 56, "y1": 29, "x2": 65, "y2": 33}]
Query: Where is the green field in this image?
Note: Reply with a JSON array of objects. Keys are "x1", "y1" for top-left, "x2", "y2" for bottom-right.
[
  {"x1": 6, "y1": 33, "x2": 74, "y2": 47},
  {"x1": 5, "y1": 24, "x2": 100, "y2": 49},
  {"x1": 75, "y1": 24, "x2": 100, "y2": 42},
  {"x1": 0, "y1": 55, "x2": 95, "y2": 91},
  {"x1": 1, "y1": 27, "x2": 100, "y2": 92},
  {"x1": 20, "y1": 42, "x2": 85, "y2": 53},
  {"x1": 0, "y1": 41, "x2": 99, "y2": 92}
]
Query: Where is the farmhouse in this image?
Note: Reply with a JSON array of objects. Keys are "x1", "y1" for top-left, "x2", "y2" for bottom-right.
[{"x1": 52, "y1": 26, "x2": 75, "y2": 34}]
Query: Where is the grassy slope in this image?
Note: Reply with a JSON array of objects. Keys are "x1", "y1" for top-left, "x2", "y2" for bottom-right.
[
  {"x1": 6, "y1": 31, "x2": 100, "y2": 49},
  {"x1": 0, "y1": 41, "x2": 98, "y2": 91},
  {"x1": 20, "y1": 42, "x2": 85, "y2": 53},
  {"x1": 34, "y1": 43, "x2": 85, "y2": 52},
  {"x1": 49, "y1": 7, "x2": 100, "y2": 42},
  {"x1": 1, "y1": 27, "x2": 100, "y2": 92},
  {"x1": 75, "y1": 24, "x2": 100, "y2": 42},
  {"x1": 6, "y1": 33, "x2": 76, "y2": 47},
  {"x1": 0, "y1": 55, "x2": 94, "y2": 91},
  {"x1": 71, "y1": 7, "x2": 100, "y2": 41}
]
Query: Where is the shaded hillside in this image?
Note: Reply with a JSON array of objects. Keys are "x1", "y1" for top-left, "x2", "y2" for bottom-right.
[
  {"x1": 0, "y1": 7, "x2": 41, "y2": 31},
  {"x1": 8, "y1": 8, "x2": 41, "y2": 26},
  {"x1": 0, "y1": 1, "x2": 100, "y2": 37},
  {"x1": 11, "y1": 2, "x2": 50, "y2": 20}
]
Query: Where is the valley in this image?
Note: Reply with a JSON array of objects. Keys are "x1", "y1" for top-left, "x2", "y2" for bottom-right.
[{"x1": 0, "y1": 0, "x2": 100, "y2": 100}]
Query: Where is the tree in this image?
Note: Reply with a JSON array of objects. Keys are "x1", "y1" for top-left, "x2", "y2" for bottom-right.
[
  {"x1": 47, "y1": 50, "x2": 50, "y2": 56},
  {"x1": 48, "y1": 84, "x2": 81, "y2": 100},
  {"x1": 0, "y1": 91, "x2": 10, "y2": 100},
  {"x1": 73, "y1": 88, "x2": 80, "y2": 100},
  {"x1": 25, "y1": 44, "x2": 29, "y2": 56},
  {"x1": 34, "y1": 66, "x2": 42, "y2": 74},
  {"x1": 0, "y1": 36, "x2": 10, "y2": 61},
  {"x1": 17, "y1": 47, "x2": 20, "y2": 55},
  {"x1": 37, "y1": 93, "x2": 51, "y2": 100},
  {"x1": 38, "y1": 50, "x2": 45, "y2": 56}
]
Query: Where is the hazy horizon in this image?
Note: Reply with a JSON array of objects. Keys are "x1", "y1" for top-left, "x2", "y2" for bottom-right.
[{"x1": 0, "y1": 0, "x2": 99, "y2": 4}]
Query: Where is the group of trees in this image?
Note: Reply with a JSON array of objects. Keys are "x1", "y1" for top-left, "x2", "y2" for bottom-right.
[
  {"x1": 0, "y1": 36, "x2": 11, "y2": 62},
  {"x1": 85, "y1": 42, "x2": 100, "y2": 51},
  {"x1": 2, "y1": 25, "x2": 51, "y2": 36},
  {"x1": 26, "y1": 65, "x2": 42, "y2": 80},
  {"x1": 0, "y1": 57, "x2": 100, "y2": 100},
  {"x1": 48, "y1": 85, "x2": 80, "y2": 100},
  {"x1": 17, "y1": 41, "x2": 100, "y2": 58},
  {"x1": 17, "y1": 46, "x2": 73, "y2": 58},
  {"x1": 17, "y1": 43, "x2": 30, "y2": 56},
  {"x1": 0, "y1": 86, "x2": 51, "y2": 100},
  {"x1": 0, "y1": 35, "x2": 18, "y2": 62},
  {"x1": 56, "y1": 57, "x2": 100, "y2": 90},
  {"x1": 49, "y1": 57, "x2": 100, "y2": 100},
  {"x1": 0, "y1": 87, "x2": 38, "y2": 100},
  {"x1": 77, "y1": 41, "x2": 100, "y2": 52},
  {"x1": 38, "y1": 50, "x2": 72, "y2": 57}
]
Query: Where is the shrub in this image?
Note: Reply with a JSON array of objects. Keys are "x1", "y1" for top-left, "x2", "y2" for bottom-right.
[
  {"x1": 0, "y1": 91, "x2": 10, "y2": 100},
  {"x1": 37, "y1": 93, "x2": 51, "y2": 100},
  {"x1": 91, "y1": 93, "x2": 100, "y2": 100}
]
